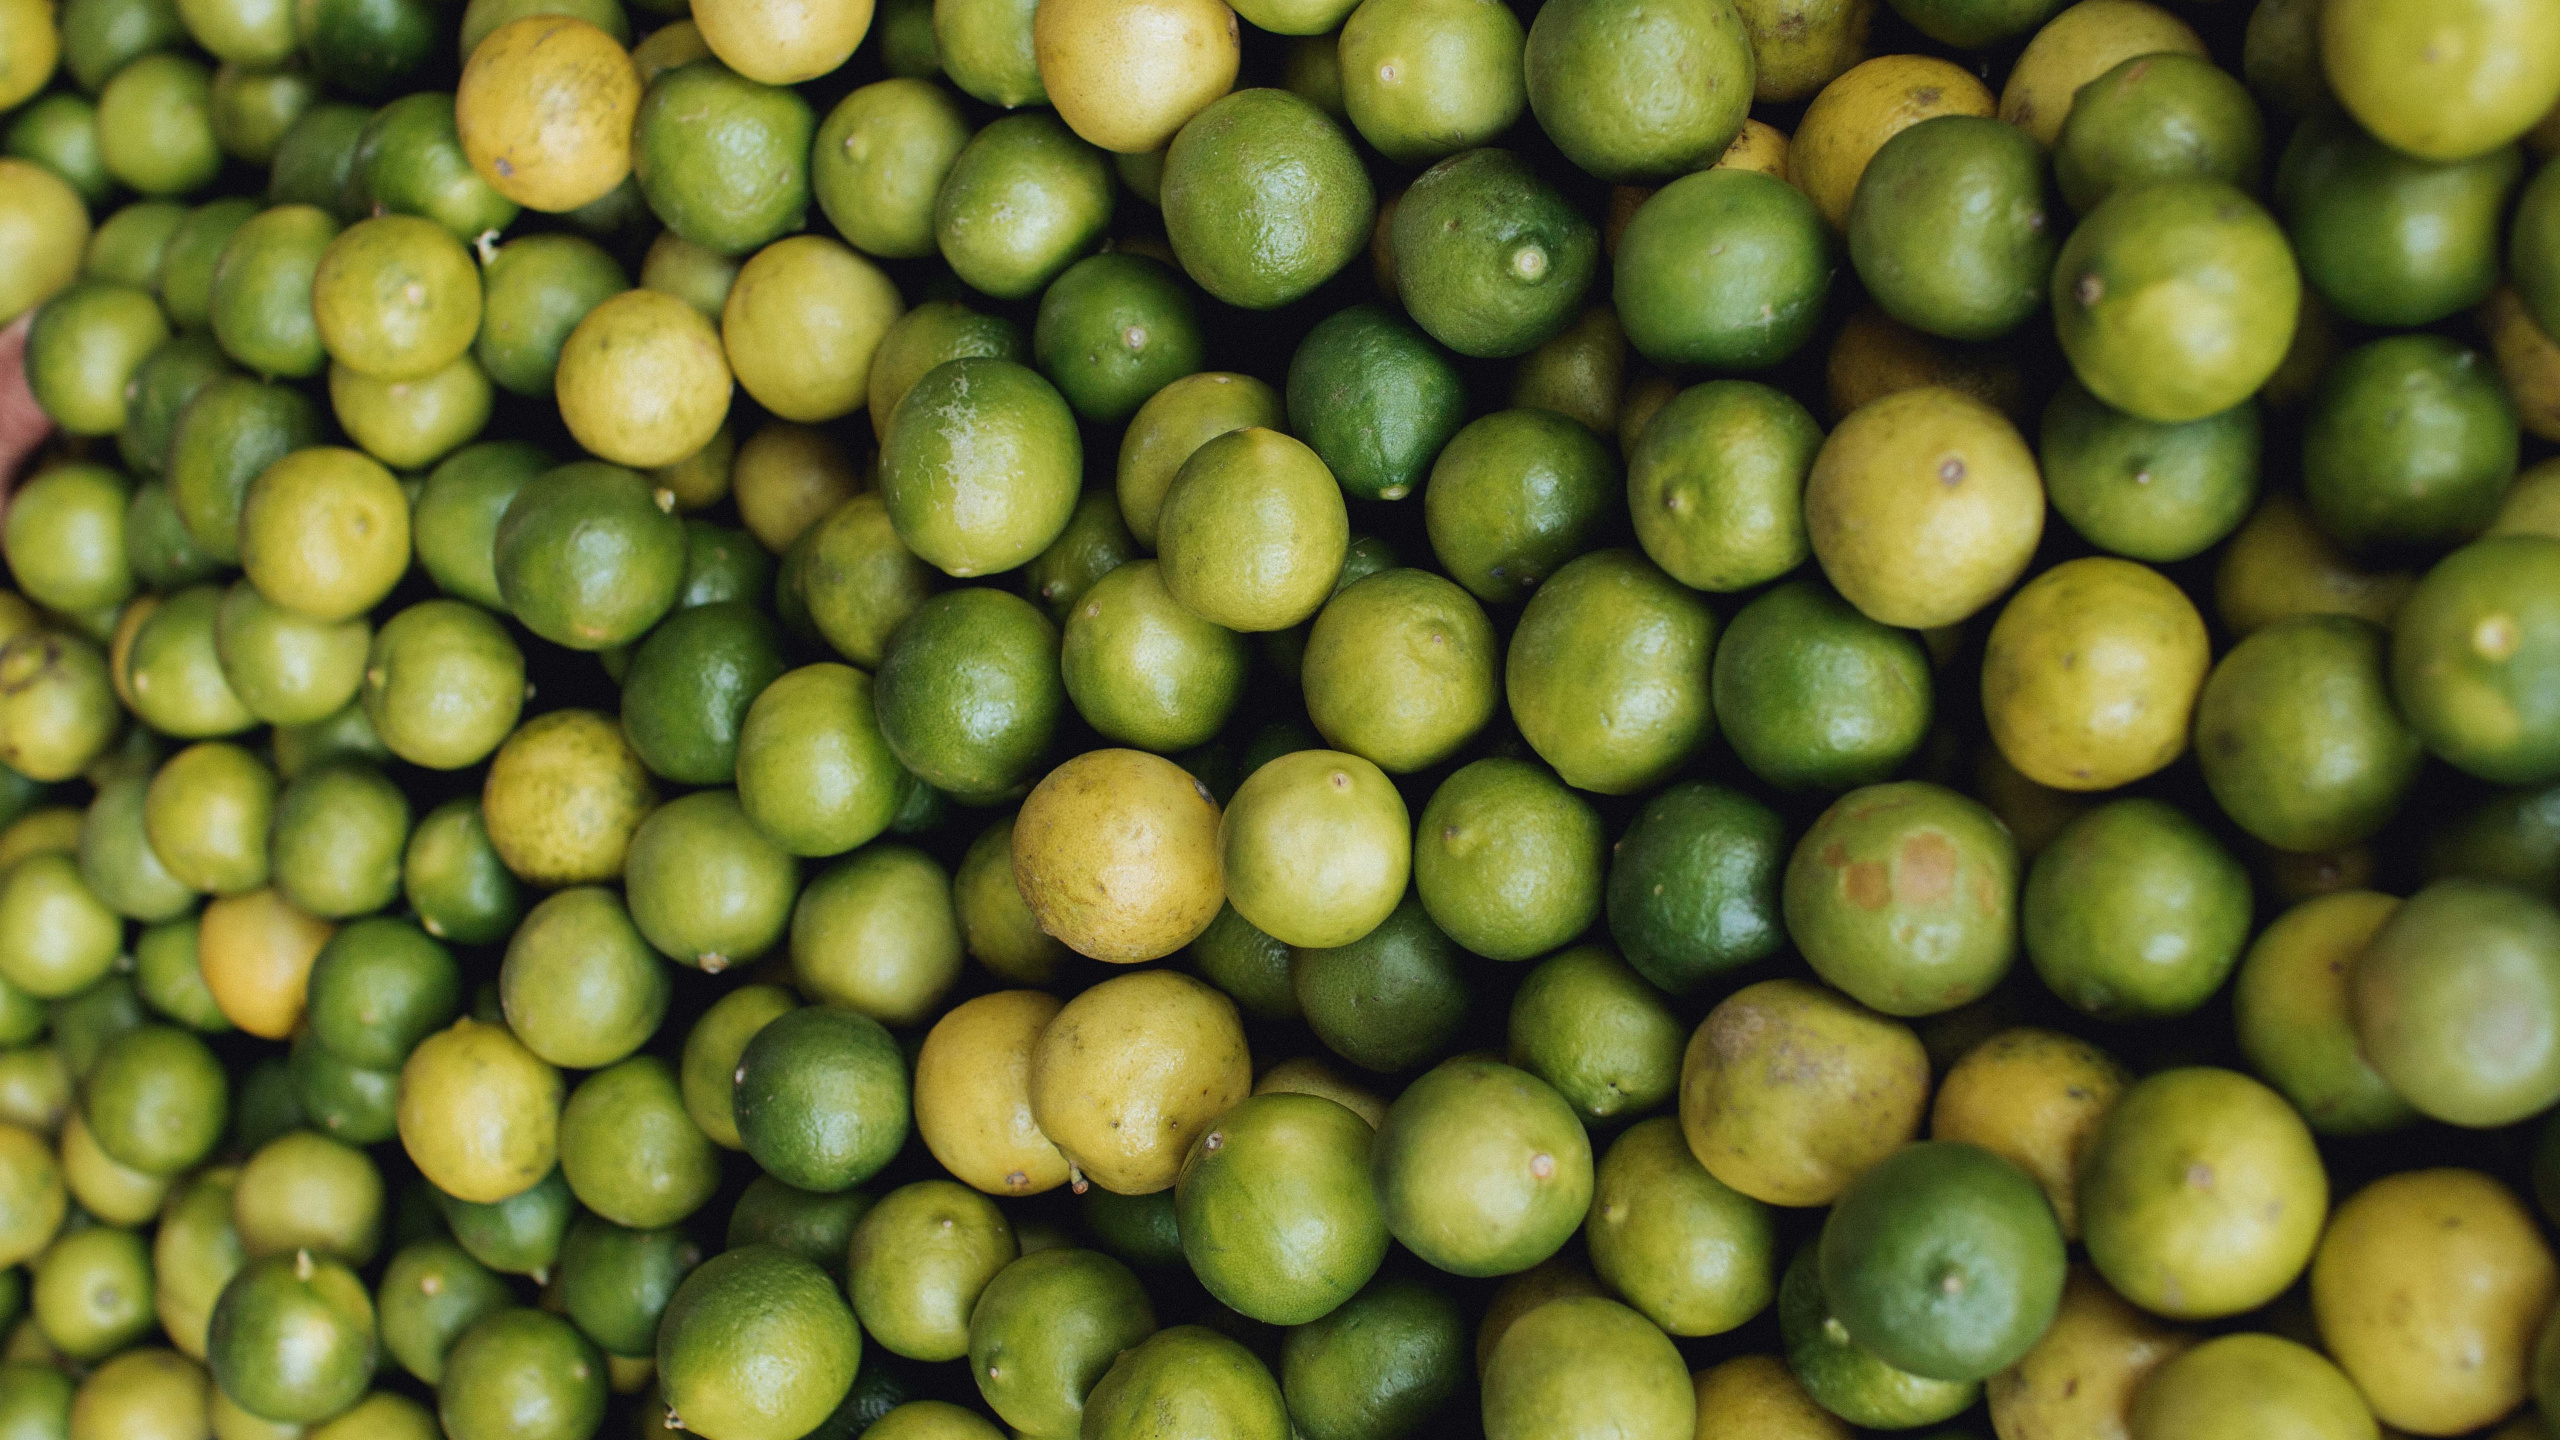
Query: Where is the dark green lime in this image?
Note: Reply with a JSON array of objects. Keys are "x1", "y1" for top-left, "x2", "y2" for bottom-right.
[{"x1": 1603, "y1": 781, "x2": 1787, "y2": 995}]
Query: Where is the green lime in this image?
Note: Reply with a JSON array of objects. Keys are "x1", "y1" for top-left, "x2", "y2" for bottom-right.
[
  {"x1": 935, "y1": 0, "x2": 1039, "y2": 105},
  {"x1": 786, "y1": 494, "x2": 939, "y2": 671},
  {"x1": 437, "y1": 1167, "x2": 572, "y2": 1276},
  {"x1": 1290, "y1": 895, "x2": 1470, "y2": 1072},
  {"x1": 1584, "y1": 1116, "x2": 1773, "y2": 1336},
  {"x1": 132, "y1": 916, "x2": 225, "y2": 1030},
  {"x1": 1083, "y1": 1326, "x2": 1290, "y2": 1440},
  {"x1": 1302, "y1": 568, "x2": 1497, "y2": 773},
  {"x1": 1818, "y1": 1141, "x2": 2065, "y2": 1381},
  {"x1": 1393, "y1": 147, "x2": 1597, "y2": 359},
  {"x1": 2023, "y1": 797, "x2": 2250, "y2": 1020},
  {"x1": 62, "y1": 0, "x2": 186, "y2": 89},
  {"x1": 733, "y1": 662, "x2": 906, "y2": 858},
  {"x1": 1160, "y1": 88, "x2": 1373, "y2": 310},
  {"x1": 620, "y1": 601, "x2": 787, "y2": 786},
  {"x1": 1480, "y1": 1296, "x2": 1693, "y2": 1440},
  {"x1": 167, "y1": 374, "x2": 323, "y2": 564},
  {"x1": 1504, "y1": 548, "x2": 1716, "y2": 794},
  {"x1": 401, "y1": 798, "x2": 520, "y2": 947},
  {"x1": 270, "y1": 759, "x2": 409, "y2": 918},
  {"x1": 723, "y1": 1175, "x2": 872, "y2": 1279},
  {"x1": 4, "y1": 464, "x2": 133, "y2": 614},
  {"x1": 396, "y1": 1017, "x2": 561, "y2": 1208},
  {"x1": 1413, "y1": 757, "x2": 1602, "y2": 963},
  {"x1": 1777, "y1": 1243, "x2": 1978, "y2": 1429},
  {"x1": 2051, "y1": 178, "x2": 2299, "y2": 424},
  {"x1": 1338, "y1": 0, "x2": 1523, "y2": 163},
  {"x1": 123, "y1": 585, "x2": 256, "y2": 740},
  {"x1": 877, "y1": 357, "x2": 1082, "y2": 578},
  {"x1": 262, "y1": 103, "x2": 369, "y2": 217},
  {"x1": 28, "y1": 282, "x2": 168, "y2": 438},
  {"x1": 1617, "y1": 169, "x2": 1829, "y2": 367},
  {"x1": 1521, "y1": 0, "x2": 1750, "y2": 180},
  {"x1": 2303, "y1": 334, "x2": 2518, "y2": 555},
  {"x1": 675, "y1": 984, "x2": 793, "y2": 1151},
  {"x1": 298, "y1": 0, "x2": 440, "y2": 98},
  {"x1": 1157, "y1": 427, "x2": 1349, "y2": 632},
  {"x1": 310, "y1": 213, "x2": 480, "y2": 381},
  {"x1": 205, "y1": 1251, "x2": 376, "y2": 1424},
  {"x1": 632, "y1": 58, "x2": 811, "y2": 256},
  {"x1": 2353, "y1": 878, "x2": 2560, "y2": 1127},
  {"x1": 624, "y1": 789, "x2": 798, "y2": 972},
  {"x1": 6, "y1": 93, "x2": 111, "y2": 206},
  {"x1": 287, "y1": 1029, "x2": 398, "y2": 1145},
  {"x1": 2197, "y1": 614, "x2": 2422, "y2": 847},
  {"x1": 2039, "y1": 379, "x2": 2260, "y2": 563},
  {"x1": 2232, "y1": 890, "x2": 2415, "y2": 1136},
  {"x1": 0, "y1": 1364, "x2": 73, "y2": 1440},
  {"x1": 658, "y1": 1246, "x2": 859, "y2": 1440},
  {"x1": 965, "y1": 1248, "x2": 1156, "y2": 1438},
  {"x1": 1848, "y1": 115, "x2": 2056, "y2": 342},
  {"x1": 1422, "y1": 406, "x2": 1611, "y2": 604},
  {"x1": 436, "y1": 1308, "x2": 606, "y2": 1440},
  {"x1": 118, "y1": 332, "x2": 232, "y2": 478},
  {"x1": 734, "y1": 1005, "x2": 909, "y2": 1194},
  {"x1": 932, "y1": 112, "x2": 1111, "y2": 300},
  {"x1": 35, "y1": 1226, "x2": 156, "y2": 1362},
  {"x1": 2077, "y1": 1066, "x2": 2325, "y2": 1319},
  {"x1": 557, "y1": 1216, "x2": 697, "y2": 1359},
  {"x1": 354, "y1": 91, "x2": 518, "y2": 241},
  {"x1": 789, "y1": 844, "x2": 960, "y2": 1025},
  {"x1": 865, "y1": 299, "x2": 1025, "y2": 439},
  {"x1": 410, "y1": 441, "x2": 546, "y2": 611},
  {"x1": 361, "y1": 600, "x2": 526, "y2": 772},
  {"x1": 1223, "y1": 747, "x2": 1408, "y2": 949},
  {"x1": 233, "y1": 1128, "x2": 383, "y2": 1262},
  {"x1": 209, "y1": 63, "x2": 320, "y2": 166},
  {"x1": 872, "y1": 587, "x2": 1062, "y2": 803},
  {"x1": 96, "y1": 53, "x2": 220, "y2": 196},
  {"x1": 1059, "y1": 558, "x2": 1246, "y2": 753},
  {"x1": 1881, "y1": 0, "x2": 2062, "y2": 48},
  {"x1": 498, "y1": 887, "x2": 669, "y2": 1070},
  {"x1": 141, "y1": 742, "x2": 274, "y2": 896},
  {"x1": 1371, "y1": 1056, "x2": 1592, "y2": 1277},
  {"x1": 1079, "y1": 1187, "x2": 1181, "y2": 1270},
  {"x1": 213, "y1": 579, "x2": 368, "y2": 729},
  {"x1": 494, "y1": 461, "x2": 687, "y2": 651},
  {"x1": 151, "y1": 1166, "x2": 244, "y2": 1356},
  {"x1": 1118, "y1": 370, "x2": 1283, "y2": 546},
  {"x1": 558, "y1": 1057, "x2": 719, "y2": 1229},
  {"x1": 2278, "y1": 108, "x2": 2521, "y2": 328},
  {"x1": 1505, "y1": 945, "x2": 1682, "y2": 1123},
  {"x1": 1278, "y1": 1276, "x2": 1465, "y2": 1440},
  {"x1": 813, "y1": 78, "x2": 970, "y2": 261},
  {"x1": 1020, "y1": 488, "x2": 1133, "y2": 624},
  {"x1": 81, "y1": 1024, "x2": 226, "y2": 1176},
  {"x1": 83, "y1": 200, "x2": 188, "y2": 294},
  {"x1": 1784, "y1": 781, "x2": 2019, "y2": 1017},
  {"x1": 1031, "y1": 252, "x2": 1202, "y2": 423},
  {"x1": 2056, "y1": 52, "x2": 2264, "y2": 214},
  {"x1": 474, "y1": 234, "x2": 622, "y2": 397},
  {"x1": 1170, "y1": 1091, "x2": 1384, "y2": 1323},
  {"x1": 0, "y1": 629, "x2": 124, "y2": 784},
  {"x1": 848, "y1": 1180, "x2": 1015, "y2": 1362},
  {"x1": 677, "y1": 519, "x2": 772, "y2": 608},
  {"x1": 238, "y1": 444, "x2": 410, "y2": 622},
  {"x1": 208, "y1": 204, "x2": 339, "y2": 380},
  {"x1": 1711, "y1": 576, "x2": 1932, "y2": 792}
]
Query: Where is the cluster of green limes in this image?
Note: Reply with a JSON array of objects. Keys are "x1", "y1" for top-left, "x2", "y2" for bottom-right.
[{"x1": 0, "y1": 0, "x2": 2558, "y2": 1429}]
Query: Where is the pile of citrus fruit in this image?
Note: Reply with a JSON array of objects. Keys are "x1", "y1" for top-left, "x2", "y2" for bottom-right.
[{"x1": 0, "y1": 0, "x2": 2557, "y2": 1428}]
